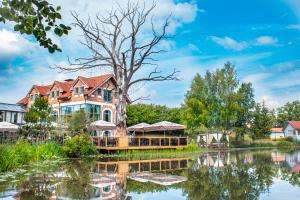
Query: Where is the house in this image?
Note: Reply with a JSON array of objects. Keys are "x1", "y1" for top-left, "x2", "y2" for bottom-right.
[
  {"x1": 0, "y1": 102, "x2": 25, "y2": 125},
  {"x1": 284, "y1": 121, "x2": 300, "y2": 141},
  {"x1": 17, "y1": 74, "x2": 119, "y2": 137},
  {"x1": 270, "y1": 128, "x2": 284, "y2": 139}
]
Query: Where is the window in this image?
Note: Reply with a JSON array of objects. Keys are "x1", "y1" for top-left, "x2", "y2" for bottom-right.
[
  {"x1": 80, "y1": 86, "x2": 85, "y2": 94},
  {"x1": 52, "y1": 91, "x2": 55, "y2": 98},
  {"x1": 5, "y1": 111, "x2": 11, "y2": 122},
  {"x1": 0, "y1": 111, "x2": 4, "y2": 122},
  {"x1": 103, "y1": 110, "x2": 111, "y2": 122},
  {"x1": 56, "y1": 90, "x2": 60, "y2": 97},
  {"x1": 97, "y1": 88, "x2": 101, "y2": 96},
  {"x1": 75, "y1": 87, "x2": 79, "y2": 95},
  {"x1": 11, "y1": 112, "x2": 17, "y2": 124},
  {"x1": 104, "y1": 89, "x2": 112, "y2": 102}
]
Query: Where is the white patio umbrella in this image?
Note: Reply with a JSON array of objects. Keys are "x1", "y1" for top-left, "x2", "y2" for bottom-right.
[
  {"x1": 127, "y1": 123, "x2": 151, "y2": 135},
  {"x1": 0, "y1": 122, "x2": 19, "y2": 132},
  {"x1": 144, "y1": 121, "x2": 186, "y2": 137},
  {"x1": 90, "y1": 120, "x2": 116, "y2": 130}
]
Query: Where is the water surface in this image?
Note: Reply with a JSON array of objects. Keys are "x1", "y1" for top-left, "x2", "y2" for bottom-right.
[{"x1": 1, "y1": 149, "x2": 300, "y2": 200}]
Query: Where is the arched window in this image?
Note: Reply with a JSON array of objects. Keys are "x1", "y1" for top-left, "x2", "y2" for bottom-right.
[{"x1": 103, "y1": 110, "x2": 111, "y2": 122}]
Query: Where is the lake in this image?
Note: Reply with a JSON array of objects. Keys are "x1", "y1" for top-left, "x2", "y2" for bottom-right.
[{"x1": 1, "y1": 149, "x2": 300, "y2": 200}]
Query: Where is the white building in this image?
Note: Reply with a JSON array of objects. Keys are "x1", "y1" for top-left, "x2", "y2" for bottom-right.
[{"x1": 284, "y1": 121, "x2": 300, "y2": 141}]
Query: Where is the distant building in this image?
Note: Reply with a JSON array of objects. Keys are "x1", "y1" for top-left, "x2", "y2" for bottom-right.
[
  {"x1": 270, "y1": 128, "x2": 284, "y2": 139},
  {"x1": 0, "y1": 103, "x2": 25, "y2": 125},
  {"x1": 284, "y1": 121, "x2": 300, "y2": 141}
]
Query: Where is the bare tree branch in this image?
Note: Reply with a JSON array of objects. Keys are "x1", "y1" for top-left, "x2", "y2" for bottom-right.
[{"x1": 56, "y1": 1, "x2": 180, "y2": 129}]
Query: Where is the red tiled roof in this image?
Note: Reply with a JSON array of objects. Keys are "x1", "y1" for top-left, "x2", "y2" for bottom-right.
[
  {"x1": 76, "y1": 74, "x2": 113, "y2": 95},
  {"x1": 288, "y1": 121, "x2": 300, "y2": 129},
  {"x1": 271, "y1": 128, "x2": 283, "y2": 133},
  {"x1": 16, "y1": 97, "x2": 29, "y2": 105},
  {"x1": 34, "y1": 85, "x2": 52, "y2": 96}
]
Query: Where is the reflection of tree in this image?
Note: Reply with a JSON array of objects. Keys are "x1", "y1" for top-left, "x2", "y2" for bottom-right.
[
  {"x1": 182, "y1": 152, "x2": 277, "y2": 200},
  {"x1": 55, "y1": 159, "x2": 97, "y2": 199},
  {"x1": 281, "y1": 167, "x2": 300, "y2": 187}
]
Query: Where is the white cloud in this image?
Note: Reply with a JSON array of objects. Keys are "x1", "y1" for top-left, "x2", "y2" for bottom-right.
[
  {"x1": 287, "y1": 24, "x2": 300, "y2": 30},
  {"x1": 242, "y1": 73, "x2": 270, "y2": 83},
  {"x1": 255, "y1": 36, "x2": 278, "y2": 46},
  {"x1": 0, "y1": 29, "x2": 35, "y2": 60},
  {"x1": 210, "y1": 36, "x2": 248, "y2": 51}
]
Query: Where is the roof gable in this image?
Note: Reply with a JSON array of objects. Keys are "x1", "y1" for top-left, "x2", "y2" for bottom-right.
[{"x1": 288, "y1": 121, "x2": 300, "y2": 129}]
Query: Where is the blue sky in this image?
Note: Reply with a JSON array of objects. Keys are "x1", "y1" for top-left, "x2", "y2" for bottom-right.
[{"x1": 0, "y1": 0, "x2": 300, "y2": 108}]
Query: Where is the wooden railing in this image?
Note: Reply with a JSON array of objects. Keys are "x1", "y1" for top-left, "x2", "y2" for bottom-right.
[
  {"x1": 92, "y1": 136, "x2": 188, "y2": 150},
  {"x1": 95, "y1": 158, "x2": 188, "y2": 174}
]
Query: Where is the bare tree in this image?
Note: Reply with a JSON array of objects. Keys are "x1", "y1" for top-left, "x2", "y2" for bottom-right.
[{"x1": 57, "y1": 1, "x2": 179, "y2": 136}]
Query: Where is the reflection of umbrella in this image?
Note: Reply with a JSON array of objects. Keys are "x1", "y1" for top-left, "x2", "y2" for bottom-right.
[
  {"x1": 127, "y1": 123, "x2": 151, "y2": 134},
  {"x1": 0, "y1": 122, "x2": 19, "y2": 132},
  {"x1": 90, "y1": 120, "x2": 116, "y2": 130}
]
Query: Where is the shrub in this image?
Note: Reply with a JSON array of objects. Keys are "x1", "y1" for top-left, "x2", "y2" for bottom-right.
[
  {"x1": 276, "y1": 140, "x2": 293, "y2": 148},
  {"x1": 35, "y1": 142, "x2": 62, "y2": 160},
  {"x1": 62, "y1": 134, "x2": 97, "y2": 158},
  {"x1": 285, "y1": 137, "x2": 295, "y2": 142},
  {"x1": 249, "y1": 142, "x2": 274, "y2": 148}
]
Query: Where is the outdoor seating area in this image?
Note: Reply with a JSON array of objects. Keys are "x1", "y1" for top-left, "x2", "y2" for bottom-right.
[{"x1": 92, "y1": 121, "x2": 188, "y2": 150}]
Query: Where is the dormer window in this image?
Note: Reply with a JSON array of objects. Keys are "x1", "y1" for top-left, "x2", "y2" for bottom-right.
[
  {"x1": 97, "y1": 88, "x2": 101, "y2": 96},
  {"x1": 56, "y1": 90, "x2": 59, "y2": 97},
  {"x1": 75, "y1": 88, "x2": 79, "y2": 95},
  {"x1": 51, "y1": 91, "x2": 55, "y2": 98},
  {"x1": 80, "y1": 86, "x2": 85, "y2": 94}
]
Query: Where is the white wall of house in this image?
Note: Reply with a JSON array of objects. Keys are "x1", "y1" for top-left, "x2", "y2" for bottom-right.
[
  {"x1": 270, "y1": 132, "x2": 285, "y2": 139},
  {"x1": 284, "y1": 124, "x2": 300, "y2": 141}
]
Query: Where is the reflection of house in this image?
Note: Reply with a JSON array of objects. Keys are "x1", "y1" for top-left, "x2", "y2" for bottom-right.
[
  {"x1": 270, "y1": 128, "x2": 284, "y2": 139},
  {"x1": 284, "y1": 121, "x2": 300, "y2": 141},
  {"x1": 285, "y1": 150, "x2": 300, "y2": 173},
  {"x1": 271, "y1": 152, "x2": 286, "y2": 164},
  {"x1": 90, "y1": 173, "x2": 126, "y2": 200},
  {"x1": 17, "y1": 74, "x2": 120, "y2": 137}
]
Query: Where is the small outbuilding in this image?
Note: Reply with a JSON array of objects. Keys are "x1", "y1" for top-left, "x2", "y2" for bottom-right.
[
  {"x1": 284, "y1": 121, "x2": 300, "y2": 141},
  {"x1": 270, "y1": 128, "x2": 284, "y2": 140}
]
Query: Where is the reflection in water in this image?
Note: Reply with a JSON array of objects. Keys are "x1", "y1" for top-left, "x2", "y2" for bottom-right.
[{"x1": 1, "y1": 150, "x2": 300, "y2": 199}]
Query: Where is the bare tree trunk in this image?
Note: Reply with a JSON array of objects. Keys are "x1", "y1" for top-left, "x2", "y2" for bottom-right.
[{"x1": 56, "y1": 1, "x2": 179, "y2": 136}]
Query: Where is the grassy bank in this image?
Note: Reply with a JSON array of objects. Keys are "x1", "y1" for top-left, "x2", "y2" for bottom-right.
[
  {"x1": 230, "y1": 137, "x2": 300, "y2": 149},
  {"x1": 0, "y1": 134, "x2": 97, "y2": 173},
  {"x1": 0, "y1": 140, "x2": 62, "y2": 172},
  {"x1": 113, "y1": 142, "x2": 200, "y2": 156}
]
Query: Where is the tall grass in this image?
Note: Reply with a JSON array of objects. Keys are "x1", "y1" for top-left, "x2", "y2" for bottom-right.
[{"x1": 0, "y1": 140, "x2": 62, "y2": 172}]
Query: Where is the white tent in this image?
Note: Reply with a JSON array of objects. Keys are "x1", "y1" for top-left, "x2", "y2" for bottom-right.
[{"x1": 0, "y1": 122, "x2": 19, "y2": 132}]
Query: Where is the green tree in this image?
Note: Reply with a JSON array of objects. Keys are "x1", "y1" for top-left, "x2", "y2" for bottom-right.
[
  {"x1": 0, "y1": 0, "x2": 71, "y2": 53},
  {"x1": 126, "y1": 104, "x2": 182, "y2": 127},
  {"x1": 182, "y1": 62, "x2": 255, "y2": 137},
  {"x1": 68, "y1": 109, "x2": 89, "y2": 136},
  {"x1": 250, "y1": 102, "x2": 274, "y2": 139},
  {"x1": 235, "y1": 83, "x2": 255, "y2": 142},
  {"x1": 22, "y1": 96, "x2": 53, "y2": 140},
  {"x1": 277, "y1": 101, "x2": 300, "y2": 127}
]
